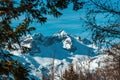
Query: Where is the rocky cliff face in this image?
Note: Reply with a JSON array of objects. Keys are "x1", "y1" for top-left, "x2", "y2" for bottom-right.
[{"x1": 21, "y1": 30, "x2": 96, "y2": 57}]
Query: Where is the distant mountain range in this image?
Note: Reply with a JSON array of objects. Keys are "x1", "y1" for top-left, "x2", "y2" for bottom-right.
[
  {"x1": 21, "y1": 30, "x2": 96, "y2": 57},
  {"x1": 4, "y1": 30, "x2": 113, "y2": 80}
]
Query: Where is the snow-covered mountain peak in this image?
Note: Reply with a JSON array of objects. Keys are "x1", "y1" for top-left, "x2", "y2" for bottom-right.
[
  {"x1": 33, "y1": 33, "x2": 44, "y2": 39},
  {"x1": 7, "y1": 31, "x2": 114, "y2": 80},
  {"x1": 53, "y1": 30, "x2": 68, "y2": 38},
  {"x1": 19, "y1": 31, "x2": 96, "y2": 57}
]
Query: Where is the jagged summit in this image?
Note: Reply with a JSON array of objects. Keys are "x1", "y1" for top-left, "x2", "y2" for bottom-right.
[
  {"x1": 53, "y1": 30, "x2": 68, "y2": 38},
  {"x1": 8, "y1": 31, "x2": 112, "y2": 80},
  {"x1": 20, "y1": 30, "x2": 96, "y2": 57}
]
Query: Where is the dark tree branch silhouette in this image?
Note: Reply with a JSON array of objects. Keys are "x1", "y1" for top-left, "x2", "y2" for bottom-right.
[
  {"x1": 0, "y1": 0, "x2": 84, "y2": 79},
  {"x1": 82, "y1": 0, "x2": 120, "y2": 47}
]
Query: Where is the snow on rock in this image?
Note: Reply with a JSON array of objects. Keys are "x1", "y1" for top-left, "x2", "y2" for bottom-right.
[
  {"x1": 21, "y1": 34, "x2": 33, "y2": 48},
  {"x1": 53, "y1": 30, "x2": 68, "y2": 38},
  {"x1": 62, "y1": 37, "x2": 72, "y2": 49},
  {"x1": 19, "y1": 30, "x2": 96, "y2": 57},
  {"x1": 6, "y1": 30, "x2": 114, "y2": 80}
]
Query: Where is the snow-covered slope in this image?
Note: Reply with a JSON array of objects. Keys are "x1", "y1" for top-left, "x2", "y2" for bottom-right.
[
  {"x1": 21, "y1": 30, "x2": 96, "y2": 57},
  {"x1": 7, "y1": 30, "x2": 113, "y2": 80}
]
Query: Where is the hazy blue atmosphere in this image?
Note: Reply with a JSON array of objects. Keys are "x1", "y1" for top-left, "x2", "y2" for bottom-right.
[
  {"x1": 1, "y1": 0, "x2": 119, "y2": 80},
  {"x1": 11, "y1": 0, "x2": 119, "y2": 38},
  {"x1": 11, "y1": 2, "x2": 107, "y2": 40},
  {"x1": 31, "y1": 5, "x2": 89, "y2": 37}
]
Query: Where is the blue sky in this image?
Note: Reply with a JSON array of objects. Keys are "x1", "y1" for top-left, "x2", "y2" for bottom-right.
[
  {"x1": 9, "y1": 0, "x2": 120, "y2": 47},
  {"x1": 31, "y1": 5, "x2": 89, "y2": 37},
  {"x1": 11, "y1": 2, "x2": 92, "y2": 39},
  {"x1": 11, "y1": 0, "x2": 119, "y2": 40}
]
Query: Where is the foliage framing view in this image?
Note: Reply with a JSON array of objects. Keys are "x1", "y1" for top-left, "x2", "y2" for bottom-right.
[
  {"x1": 0, "y1": 0, "x2": 120, "y2": 80},
  {"x1": 84, "y1": 0, "x2": 120, "y2": 47},
  {"x1": 0, "y1": 0, "x2": 85, "y2": 49},
  {"x1": 0, "y1": 0, "x2": 84, "y2": 79}
]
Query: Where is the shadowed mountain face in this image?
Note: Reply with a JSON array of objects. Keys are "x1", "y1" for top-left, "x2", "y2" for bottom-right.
[
  {"x1": 6, "y1": 31, "x2": 112, "y2": 80},
  {"x1": 21, "y1": 30, "x2": 96, "y2": 60}
]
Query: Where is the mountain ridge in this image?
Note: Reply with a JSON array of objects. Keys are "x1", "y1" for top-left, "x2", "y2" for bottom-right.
[
  {"x1": 6, "y1": 30, "x2": 113, "y2": 80},
  {"x1": 20, "y1": 30, "x2": 96, "y2": 57}
]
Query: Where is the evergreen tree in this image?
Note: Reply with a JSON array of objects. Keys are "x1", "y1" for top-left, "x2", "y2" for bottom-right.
[
  {"x1": 0, "y1": 0, "x2": 84, "y2": 49},
  {"x1": 62, "y1": 64, "x2": 79, "y2": 80},
  {"x1": 0, "y1": 48, "x2": 29, "y2": 80},
  {"x1": 1, "y1": 0, "x2": 119, "y2": 79},
  {"x1": 0, "y1": 0, "x2": 84, "y2": 80}
]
